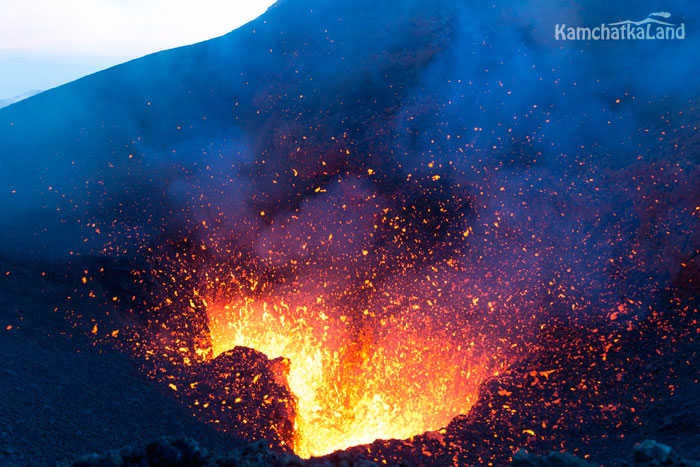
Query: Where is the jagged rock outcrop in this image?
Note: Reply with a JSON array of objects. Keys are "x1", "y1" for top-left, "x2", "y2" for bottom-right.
[
  {"x1": 511, "y1": 440, "x2": 700, "y2": 467},
  {"x1": 512, "y1": 449, "x2": 592, "y2": 467},
  {"x1": 181, "y1": 347, "x2": 297, "y2": 452},
  {"x1": 626, "y1": 440, "x2": 700, "y2": 467}
]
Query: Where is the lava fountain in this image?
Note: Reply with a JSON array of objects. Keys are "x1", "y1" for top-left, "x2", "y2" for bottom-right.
[{"x1": 206, "y1": 292, "x2": 499, "y2": 458}]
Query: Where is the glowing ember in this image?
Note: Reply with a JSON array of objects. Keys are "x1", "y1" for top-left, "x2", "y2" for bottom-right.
[{"x1": 206, "y1": 294, "x2": 496, "y2": 458}]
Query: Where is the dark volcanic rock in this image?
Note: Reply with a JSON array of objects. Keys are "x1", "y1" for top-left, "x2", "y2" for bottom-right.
[
  {"x1": 73, "y1": 437, "x2": 700, "y2": 467},
  {"x1": 509, "y1": 441, "x2": 700, "y2": 467},
  {"x1": 73, "y1": 437, "x2": 379, "y2": 467},
  {"x1": 73, "y1": 437, "x2": 210, "y2": 467},
  {"x1": 181, "y1": 347, "x2": 297, "y2": 452},
  {"x1": 512, "y1": 449, "x2": 592, "y2": 467},
  {"x1": 626, "y1": 440, "x2": 700, "y2": 467}
]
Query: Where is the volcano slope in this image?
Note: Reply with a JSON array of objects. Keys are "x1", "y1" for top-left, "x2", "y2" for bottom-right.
[{"x1": 1, "y1": 0, "x2": 699, "y2": 465}]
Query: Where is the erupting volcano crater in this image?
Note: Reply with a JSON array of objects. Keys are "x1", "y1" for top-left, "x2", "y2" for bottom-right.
[
  {"x1": 205, "y1": 294, "x2": 495, "y2": 457},
  {"x1": 1, "y1": 0, "x2": 699, "y2": 465},
  {"x1": 130, "y1": 251, "x2": 507, "y2": 459}
]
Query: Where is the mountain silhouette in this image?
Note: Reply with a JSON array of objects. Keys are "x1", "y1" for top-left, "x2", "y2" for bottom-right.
[
  {"x1": 0, "y1": 89, "x2": 42, "y2": 109},
  {"x1": 0, "y1": 0, "x2": 458, "y2": 258}
]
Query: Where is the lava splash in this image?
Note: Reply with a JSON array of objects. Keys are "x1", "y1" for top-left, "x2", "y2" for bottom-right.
[{"x1": 206, "y1": 293, "x2": 499, "y2": 457}]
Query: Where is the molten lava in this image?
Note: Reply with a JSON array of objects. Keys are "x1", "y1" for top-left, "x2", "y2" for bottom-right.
[{"x1": 206, "y1": 295, "x2": 497, "y2": 458}]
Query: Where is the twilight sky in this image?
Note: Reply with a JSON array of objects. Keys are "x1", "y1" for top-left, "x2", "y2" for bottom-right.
[{"x1": 0, "y1": 0, "x2": 276, "y2": 99}]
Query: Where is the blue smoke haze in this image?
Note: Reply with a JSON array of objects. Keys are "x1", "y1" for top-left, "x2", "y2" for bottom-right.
[{"x1": 0, "y1": 0, "x2": 698, "y2": 332}]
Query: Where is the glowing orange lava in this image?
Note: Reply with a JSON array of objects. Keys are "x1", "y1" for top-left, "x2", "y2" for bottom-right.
[{"x1": 207, "y1": 294, "x2": 498, "y2": 458}]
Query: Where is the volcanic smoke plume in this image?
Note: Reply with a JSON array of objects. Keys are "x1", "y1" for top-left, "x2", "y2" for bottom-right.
[{"x1": 0, "y1": 0, "x2": 699, "y2": 464}]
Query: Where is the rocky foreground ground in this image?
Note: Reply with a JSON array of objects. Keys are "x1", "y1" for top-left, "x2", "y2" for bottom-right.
[{"x1": 70, "y1": 437, "x2": 699, "y2": 467}]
